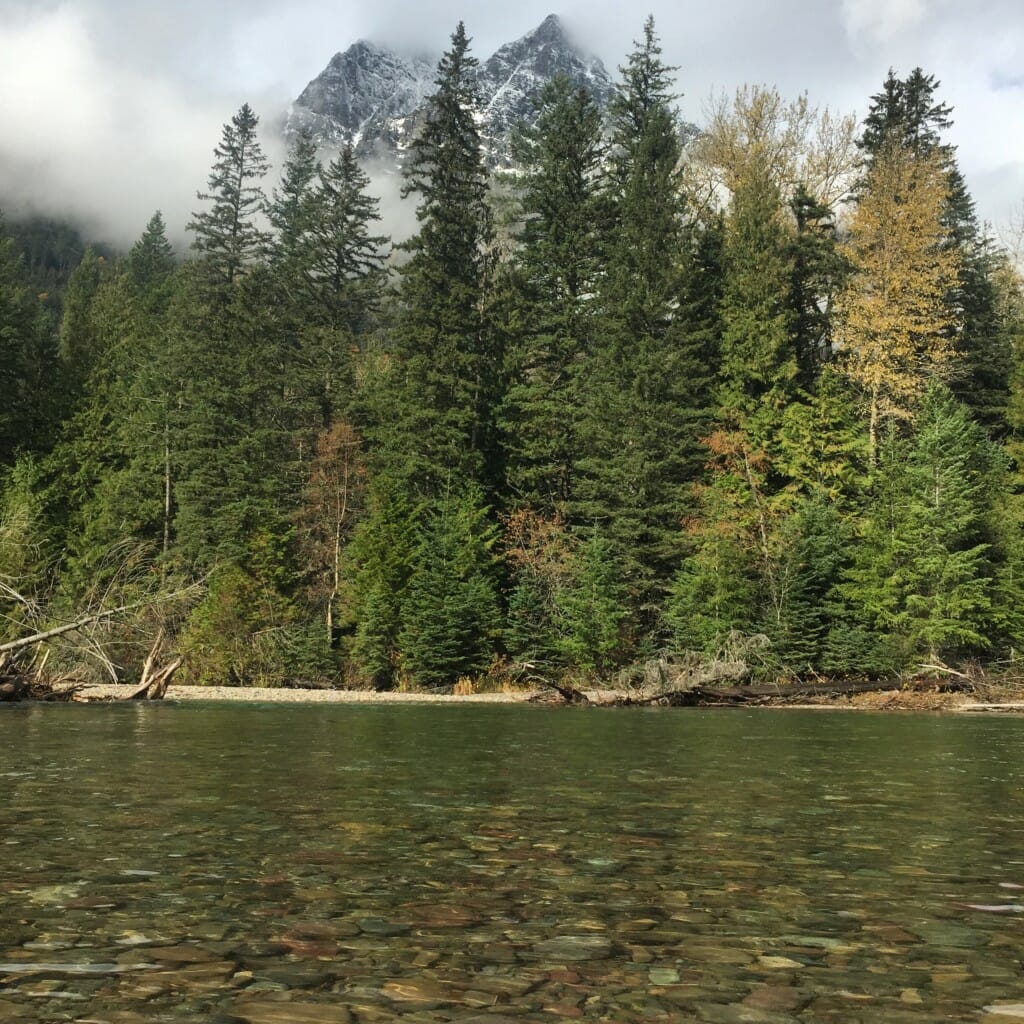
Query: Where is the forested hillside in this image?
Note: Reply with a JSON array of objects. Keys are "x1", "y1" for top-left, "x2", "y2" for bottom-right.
[{"x1": 2, "y1": 19, "x2": 1023, "y2": 690}]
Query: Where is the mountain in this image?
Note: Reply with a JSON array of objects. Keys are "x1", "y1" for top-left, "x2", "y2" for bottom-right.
[{"x1": 285, "y1": 14, "x2": 614, "y2": 167}]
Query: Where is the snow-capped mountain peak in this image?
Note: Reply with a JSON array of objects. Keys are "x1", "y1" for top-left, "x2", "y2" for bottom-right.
[{"x1": 285, "y1": 14, "x2": 613, "y2": 167}]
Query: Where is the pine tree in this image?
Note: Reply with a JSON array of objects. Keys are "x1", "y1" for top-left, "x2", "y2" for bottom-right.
[
  {"x1": 788, "y1": 184, "x2": 845, "y2": 388},
  {"x1": 717, "y1": 164, "x2": 797, "y2": 448},
  {"x1": 307, "y1": 146, "x2": 389, "y2": 337},
  {"x1": 554, "y1": 529, "x2": 629, "y2": 673},
  {"x1": 57, "y1": 248, "x2": 108, "y2": 406},
  {"x1": 268, "y1": 128, "x2": 319, "y2": 273},
  {"x1": 836, "y1": 386, "x2": 1002, "y2": 666},
  {"x1": 127, "y1": 211, "x2": 176, "y2": 296},
  {"x1": 188, "y1": 103, "x2": 271, "y2": 289},
  {"x1": 345, "y1": 477, "x2": 420, "y2": 687},
  {"x1": 0, "y1": 218, "x2": 56, "y2": 464}
]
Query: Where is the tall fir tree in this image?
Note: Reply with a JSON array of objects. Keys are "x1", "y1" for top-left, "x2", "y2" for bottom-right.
[
  {"x1": 364, "y1": 23, "x2": 498, "y2": 496},
  {"x1": 502, "y1": 74, "x2": 606, "y2": 514},
  {"x1": 188, "y1": 103, "x2": 271, "y2": 289},
  {"x1": 573, "y1": 17, "x2": 709, "y2": 632}
]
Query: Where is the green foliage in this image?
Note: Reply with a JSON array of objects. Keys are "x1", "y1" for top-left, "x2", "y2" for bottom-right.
[
  {"x1": 788, "y1": 185, "x2": 846, "y2": 388},
  {"x1": 572, "y1": 18, "x2": 710, "y2": 625},
  {"x1": 718, "y1": 166, "x2": 797, "y2": 443},
  {"x1": 836, "y1": 386, "x2": 1004, "y2": 667},
  {"x1": 345, "y1": 478, "x2": 420, "y2": 687},
  {"x1": 502, "y1": 74, "x2": 606, "y2": 513},
  {"x1": 397, "y1": 486, "x2": 501, "y2": 688},
  {"x1": 0, "y1": 219, "x2": 58, "y2": 463},
  {"x1": 554, "y1": 529, "x2": 629, "y2": 673},
  {"x1": 179, "y1": 564, "x2": 303, "y2": 687},
  {"x1": 188, "y1": 103, "x2": 271, "y2": 289},
  {"x1": 0, "y1": 455, "x2": 51, "y2": 642},
  {"x1": 367, "y1": 23, "x2": 499, "y2": 496}
]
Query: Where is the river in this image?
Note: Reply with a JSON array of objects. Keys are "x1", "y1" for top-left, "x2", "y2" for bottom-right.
[{"x1": 2, "y1": 703, "x2": 1023, "y2": 1022}]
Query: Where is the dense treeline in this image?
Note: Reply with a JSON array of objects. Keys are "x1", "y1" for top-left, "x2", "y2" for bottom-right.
[{"x1": 2, "y1": 19, "x2": 1023, "y2": 689}]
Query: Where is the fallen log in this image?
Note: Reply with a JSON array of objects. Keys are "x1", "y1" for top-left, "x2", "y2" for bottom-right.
[{"x1": 552, "y1": 677, "x2": 961, "y2": 708}]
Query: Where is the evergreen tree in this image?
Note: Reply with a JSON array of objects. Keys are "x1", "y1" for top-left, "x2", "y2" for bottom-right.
[
  {"x1": 127, "y1": 211, "x2": 176, "y2": 296},
  {"x1": 717, "y1": 164, "x2": 797, "y2": 448},
  {"x1": 396, "y1": 486, "x2": 501, "y2": 688},
  {"x1": 554, "y1": 529, "x2": 629, "y2": 673},
  {"x1": 572, "y1": 17, "x2": 708, "y2": 629},
  {"x1": 268, "y1": 128, "x2": 319, "y2": 273},
  {"x1": 0, "y1": 219, "x2": 56, "y2": 464},
  {"x1": 366, "y1": 23, "x2": 497, "y2": 495},
  {"x1": 836, "y1": 387, "x2": 1004, "y2": 667},
  {"x1": 502, "y1": 74, "x2": 606, "y2": 514},
  {"x1": 307, "y1": 146, "x2": 389, "y2": 336},
  {"x1": 302, "y1": 147, "x2": 390, "y2": 423},
  {"x1": 345, "y1": 478, "x2": 420, "y2": 687},
  {"x1": 57, "y1": 248, "x2": 108, "y2": 405},
  {"x1": 188, "y1": 103, "x2": 271, "y2": 289},
  {"x1": 788, "y1": 184, "x2": 845, "y2": 388}
]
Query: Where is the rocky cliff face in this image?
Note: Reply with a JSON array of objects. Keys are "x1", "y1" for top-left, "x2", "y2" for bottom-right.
[{"x1": 285, "y1": 14, "x2": 614, "y2": 167}]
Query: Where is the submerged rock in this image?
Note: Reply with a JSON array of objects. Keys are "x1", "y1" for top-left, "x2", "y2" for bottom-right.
[
  {"x1": 531, "y1": 935, "x2": 613, "y2": 961},
  {"x1": 229, "y1": 1001, "x2": 354, "y2": 1024}
]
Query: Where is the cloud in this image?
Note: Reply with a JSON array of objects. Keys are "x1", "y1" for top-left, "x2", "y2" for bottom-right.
[
  {"x1": 840, "y1": 0, "x2": 935, "y2": 44},
  {"x1": 0, "y1": 7, "x2": 248, "y2": 247},
  {"x1": 0, "y1": 0, "x2": 1021, "y2": 246}
]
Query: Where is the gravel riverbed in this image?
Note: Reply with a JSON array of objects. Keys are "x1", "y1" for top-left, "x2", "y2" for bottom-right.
[{"x1": 76, "y1": 684, "x2": 539, "y2": 703}]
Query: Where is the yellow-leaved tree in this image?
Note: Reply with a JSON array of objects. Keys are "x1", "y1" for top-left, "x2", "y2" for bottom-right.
[{"x1": 835, "y1": 141, "x2": 961, "y2": 462}]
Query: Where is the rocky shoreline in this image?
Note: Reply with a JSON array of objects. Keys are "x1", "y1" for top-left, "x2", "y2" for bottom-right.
[
  {"x1": 68, "y1": 683, "x2": 1024, "y2": 713},
  {"x1": 76, "y1": 684, "x2": 538, "y2": 703}
]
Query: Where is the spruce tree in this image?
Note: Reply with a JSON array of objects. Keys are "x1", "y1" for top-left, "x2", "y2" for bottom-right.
[
  {"x1": 717, "y1": 164, "x2": 797, "y2": 449},
  {"x1": 307, "y1": 146, "x2": 389, "y2": 336},
  {"x1": 127, "y1": 211, "x2": 176, "y2": 296},
  {"x1": 346, "y1": 478, "x2": 420, "y2": 687},
  {"x1": 0, "y1": 219, "x2": 56, "y2": 464},
  {"x1": 788, "y1": 184, "x2": 845, "y2": 388}
]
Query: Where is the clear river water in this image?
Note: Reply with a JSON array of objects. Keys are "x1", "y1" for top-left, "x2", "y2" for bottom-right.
[{"x1": 2, "y1": 703, "x2": 1024, "y2": 1024}]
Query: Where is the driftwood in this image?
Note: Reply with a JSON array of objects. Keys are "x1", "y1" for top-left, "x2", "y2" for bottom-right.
[
  {"x1": 617, "y1": 679, "x2": 896, "y2": 707},
  {"x1": 0, "y1": 624, "x2": 182, "y2": 704},
  {"x1": 537, "y1": 675, "x2": 976, "y2": 709}
]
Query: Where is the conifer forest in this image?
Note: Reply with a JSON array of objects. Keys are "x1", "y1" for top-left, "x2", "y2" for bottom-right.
[{"x1": 3, "y1": 20, "x2": 1024, "y2": 691}]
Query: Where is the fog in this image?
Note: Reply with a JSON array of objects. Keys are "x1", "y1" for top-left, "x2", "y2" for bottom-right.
[{"x1": 0, "y1": 0, "x2": 1021, "y2": 250}]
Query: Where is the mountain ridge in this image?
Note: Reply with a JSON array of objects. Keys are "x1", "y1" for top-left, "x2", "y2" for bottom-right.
[{"x1": 284, "y1": 14, "x2": 614, "y2": 168}]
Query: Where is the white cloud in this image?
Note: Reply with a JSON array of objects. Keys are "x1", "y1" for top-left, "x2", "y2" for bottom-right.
[
  {"x1": 841, "y1": 0, "x2": 934, "y2": 44},
  {"x1": 0, "y1": 0, "x2": 1021, "y2": 245}
]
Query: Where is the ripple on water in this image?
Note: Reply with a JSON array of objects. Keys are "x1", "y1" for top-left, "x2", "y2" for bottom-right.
[{"x1": 2, "y1": 704, "x2": 1024, "y2": 1022}]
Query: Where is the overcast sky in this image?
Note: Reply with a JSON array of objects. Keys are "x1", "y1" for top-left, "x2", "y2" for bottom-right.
[{"x1": 1, "y1": 0, "x2": 1021, "y2": 247}]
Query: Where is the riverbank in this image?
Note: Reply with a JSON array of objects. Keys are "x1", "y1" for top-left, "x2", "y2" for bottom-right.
[
  {"x1": 76, "y1": 684, "x2": 538, "y2": 703},
  {"x1": 70, "y1": 681, "x2": 1024, "y2": 712}
]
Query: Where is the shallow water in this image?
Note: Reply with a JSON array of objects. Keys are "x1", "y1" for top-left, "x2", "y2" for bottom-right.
[{"x1": 2, "y1": 703, "x2": 1024, "y2": 1022}]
